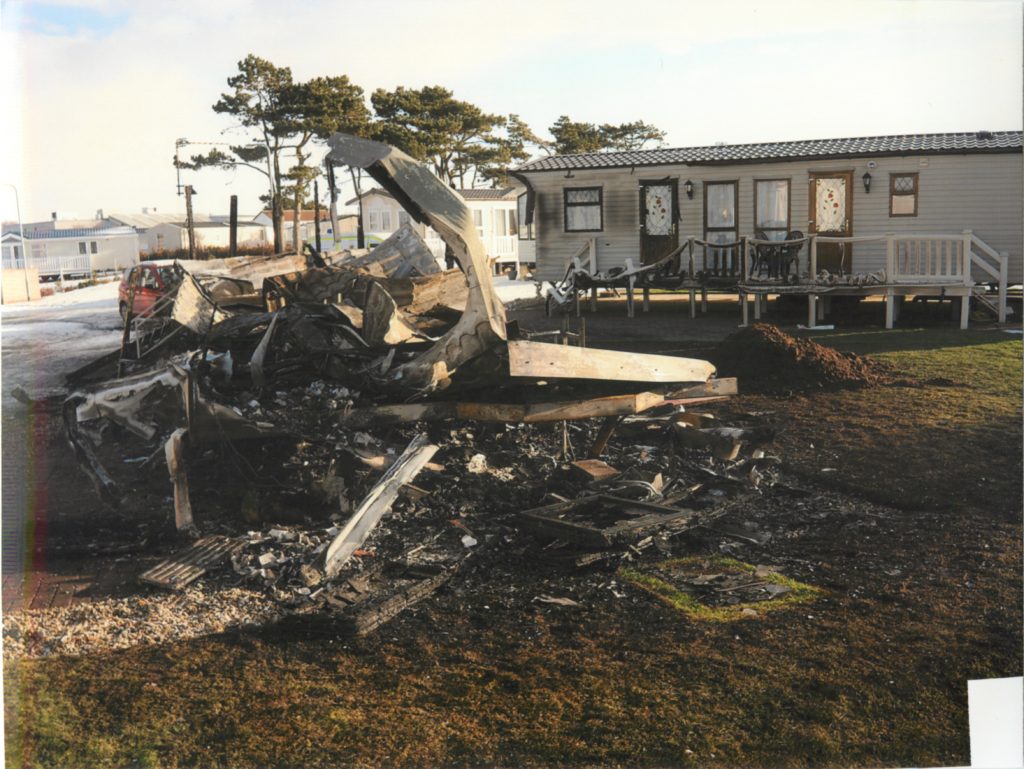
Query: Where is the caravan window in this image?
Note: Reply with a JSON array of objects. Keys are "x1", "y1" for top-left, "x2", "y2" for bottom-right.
[
  {"x1": 755, "y1": 180, "x2": 790, "y2": 240},
  {"x1": 563, "y1": 187, "x2": 603, "y2": 232},
  {"x1": 517, "y1": 193, "x2": 533, "y2": 240},
  {"x1": 493, "y1": 209, "x2": 508, "y2": 236},
  {"x1": 890, "y1": 173, "x2": 918, "y2": 216},
  {"x1": 704, "y1": 181, "x2": 738, "y2": 245}
]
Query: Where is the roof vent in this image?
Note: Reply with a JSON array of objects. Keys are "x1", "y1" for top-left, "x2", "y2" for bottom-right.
[{"x1": 976, "y1": 130, "x2": 994, "y2": 140}]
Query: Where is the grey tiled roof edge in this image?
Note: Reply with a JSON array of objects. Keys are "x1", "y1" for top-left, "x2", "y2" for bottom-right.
[{"x1": 515, "y1": 131, "x2": 1024, "y2": 172}]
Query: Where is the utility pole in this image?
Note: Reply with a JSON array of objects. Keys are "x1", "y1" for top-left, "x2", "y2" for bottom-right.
[
  {"x1": 229, "y1": 195, "x2": 238, "y2": 257},
  {"x1": 185, "y1": 185, "x2": 197, "y2": 260},
  {"x1": 351, "y1": 167, "x2": 365, "y2": 249},
  {"x1": 174, "y1": 138, "x2": 188, "y2": 196},
  {"x1": 325, "y1": 160, "x2": 340, "y2": 252},
  {"x1": 313, "y1": 179, "x2": 321, "y2": 254}
]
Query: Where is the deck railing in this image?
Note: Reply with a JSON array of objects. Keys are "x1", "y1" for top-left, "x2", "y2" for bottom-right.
[
  {"x1": 3, "y1": 254, "x2": 93, "y2": 276},
  {"x1": 967, "y1": 231, "x2": 1009, "y2": 322},
  {"x1": 424, "y1": 233, "x2": 518, "y2": 262},
  {"x1": 24, "y1": 253, "x2": 92, "y2": 277}
]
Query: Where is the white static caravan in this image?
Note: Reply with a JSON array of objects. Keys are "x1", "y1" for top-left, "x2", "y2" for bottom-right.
[
  {"x1": 2, "y1": 226, "x2": 140, "y2": 277},
  {"x1": 144, "y1": 221, "x2": 270, "y2": 253},
  {"x1": 513, "y1": 131, "x2": 1022, "y2": 321},
  {"x1": 346, "y1": 187, "x2": 525, "y2": 270}
]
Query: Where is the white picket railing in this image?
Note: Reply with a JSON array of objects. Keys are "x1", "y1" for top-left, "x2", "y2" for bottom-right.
[
  {"x1": 887, "y1": 234, "x2": 967, "y2": 283},
  {"x1": 424, "y1": 233, "x2": 519, "y2": 263},
  {"x1": 11, "y1": 253, "x2": 93, "y2": 277},
  {"x1": 489, "y1": 235, "x2": 517, "y2": 258}
]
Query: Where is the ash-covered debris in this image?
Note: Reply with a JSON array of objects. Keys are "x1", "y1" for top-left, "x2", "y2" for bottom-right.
[{"x1": 32, "y1": 134, "x2": 824, "y2": 651}]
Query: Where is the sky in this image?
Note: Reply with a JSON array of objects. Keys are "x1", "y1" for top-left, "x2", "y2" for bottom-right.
[{"x1": 0, "y1": 0, "x2": 1021, "y2": 223}]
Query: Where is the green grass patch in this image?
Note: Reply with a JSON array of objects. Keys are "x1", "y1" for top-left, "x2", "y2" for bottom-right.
[
  {"x1": 739, "y1": 328, "x2": 1022, "y2": 515},
  {"x1": 619, "y1": 556, "x2": 824, "y2": 622}
]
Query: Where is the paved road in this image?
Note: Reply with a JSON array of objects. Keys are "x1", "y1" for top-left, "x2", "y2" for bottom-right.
[
  {"x1": 1, "y1": 290, "x2": 123, "y2": 402},
  {"x1": 1, "y1": 289, "x2": 123, "y2": 577}
]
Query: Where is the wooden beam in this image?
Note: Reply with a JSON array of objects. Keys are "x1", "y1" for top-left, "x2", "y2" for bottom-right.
[
  {"x1": 666, "y1": 378, "x2": 738, "y2": 398},
  {"x1": 338, "y1": 392, "x2": 666, "y2": 428},
  {"x1": 522, "y1": 392, "x2": 663, "y2": 422},
  {"x1": 507, "y1": 340, "x2": 714, "y2": 384},
  {"x1": 570, "y1": 459, "x2": 620, "y2": 482},
  {"x1": 324, "y1": 434, "x2": 438, "y2": 578},
  {"x1": 588, "y1": 415, "x2": 622, "y2": 458}
]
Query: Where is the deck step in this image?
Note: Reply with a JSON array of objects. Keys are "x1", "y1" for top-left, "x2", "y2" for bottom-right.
[
  {"x1": 139, "y1": 535, "x2": 244, "y2": 591},
  {"x1": 972, "y1": 289, "x2": 1014, "y2": 318}
]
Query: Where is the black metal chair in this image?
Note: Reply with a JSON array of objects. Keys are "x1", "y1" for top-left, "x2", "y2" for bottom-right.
[
  {"x1": 777, "y1": 230, "x2": 804, "y2": 279},
  {"x1": 752, "y1": 230, "x2": 780, "y2": 277}
]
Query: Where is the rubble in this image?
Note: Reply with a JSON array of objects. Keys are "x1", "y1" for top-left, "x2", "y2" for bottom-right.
[{"x1": 29, "y1": 135, "x2": 828, "y2": 649}]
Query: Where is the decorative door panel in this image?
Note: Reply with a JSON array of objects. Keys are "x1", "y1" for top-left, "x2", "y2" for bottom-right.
[
  {"x1": 639, "y1": 179, "x2": 679, "y2": 266},
  {"x1": 808, "y1": 171, "x2": 854, "y2": 274},
  {"x1": 814, "y1": 177, "x2": 847, "y2": 233}
]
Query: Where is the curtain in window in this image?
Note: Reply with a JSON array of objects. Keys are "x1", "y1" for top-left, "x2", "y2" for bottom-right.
[
  {"x1": 756, "y1": 181, "x2": 789, "y2": 236},
  {"x1": 565, "y1": 189, "x2": 601, "y2": 231},
  {"x1": 706, "y1": 184, "x2": 735, "y2": 228},
  {"x1": 493, "y1": 209, "x2": 507, "y2": 236}
]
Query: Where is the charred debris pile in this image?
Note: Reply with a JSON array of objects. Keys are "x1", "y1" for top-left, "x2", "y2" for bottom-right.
[{"x1": 63, "y1": 135, "x2": 790, "y2": 637}]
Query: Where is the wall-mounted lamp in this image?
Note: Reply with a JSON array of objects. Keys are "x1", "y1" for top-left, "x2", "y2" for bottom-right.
[
  {"x1": 564, "y1": 170, "x2": 575, "y2": 179},
  {"x1": 862, "y1": 172, "x2": 872, "y2": 194},
  {"x1": 684, "y1": 179, "x2": 694, "y2": 199}
]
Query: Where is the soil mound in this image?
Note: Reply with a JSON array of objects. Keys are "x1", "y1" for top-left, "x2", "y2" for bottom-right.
[{"x1": 711, "y1": 323, "x2": 895, "y2": 394}]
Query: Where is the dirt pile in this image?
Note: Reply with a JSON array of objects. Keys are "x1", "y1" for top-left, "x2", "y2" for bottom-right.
[{"x1": 711, "y1": 323, "x2": 895, "y2": 394}]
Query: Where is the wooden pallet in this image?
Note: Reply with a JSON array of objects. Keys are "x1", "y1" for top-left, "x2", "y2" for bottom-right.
[{"x1": 139, "y1": 535, "x2": 244, "y2": 591}]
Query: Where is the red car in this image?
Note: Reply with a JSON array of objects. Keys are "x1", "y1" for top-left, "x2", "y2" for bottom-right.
[{"x1": 118, "y1": 262, "x2": 180, "y2": 320}]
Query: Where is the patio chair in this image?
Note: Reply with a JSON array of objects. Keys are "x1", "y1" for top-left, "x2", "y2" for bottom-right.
[
  {"x1": 752, "y1": 230, "x2": 780, "y2": 278},
  {"x1": 777, "y1": 230, "x2": 804, "y2": 279}
]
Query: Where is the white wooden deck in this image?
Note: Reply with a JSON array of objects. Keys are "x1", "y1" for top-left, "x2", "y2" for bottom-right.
[{"x1": 548, "y1": 231, "x2": 1010, "y2": 329}]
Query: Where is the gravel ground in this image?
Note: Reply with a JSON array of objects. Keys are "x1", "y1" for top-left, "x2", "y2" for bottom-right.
[{"x1": 3, "y1": 584, "x2": 282, "y2": 659}]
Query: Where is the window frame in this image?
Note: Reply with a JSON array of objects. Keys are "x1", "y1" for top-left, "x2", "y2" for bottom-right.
[
  {"x1": 889, "y1": 172, "x2": 919, "y2": 217},
  {"x1": 563, "y1": 186, "x2": 603, "y2": 233},
  {"x1": 517, "y1": 193, "x2": 534, "y2": 240},
  {"x1": 492, "y1": 208, "x2": 509, "y2": 237},
  {"x1": 78, "y1": 241, "x2": 87, "y2": 255},
  {"x1": 90, "y1": 241, "x2": 98, "y2": 254},
  {"x1": 753, "y1": 178, "x2": 792, "y2": 239},
  {"x1": 703, "y1": 180, "x2": 739, "y2": 243}
]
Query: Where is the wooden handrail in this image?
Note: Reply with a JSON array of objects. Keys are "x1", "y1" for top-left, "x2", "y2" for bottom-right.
[
  {"x1": 814, "y1": 234, "x2": 888, "y2": 244},
  {"x1": 970, "y1": 233, "x2": 1004, "y2": 262}
]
